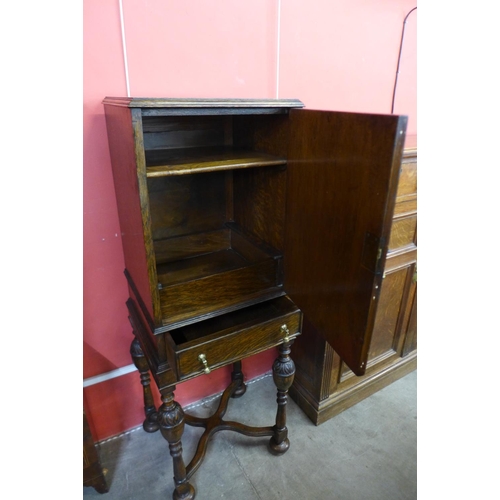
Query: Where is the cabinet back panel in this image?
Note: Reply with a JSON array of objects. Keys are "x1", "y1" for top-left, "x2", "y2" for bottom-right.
[
  {"x1": 232, "y1": 114, "x2": 290, "y2": 251},
  {"x1": 233, "y1": 114, "x2": 290, "y2": 157},
  {"x1": 233, "y1": 166, "x2": 287, "y2": 252},
  {"x1": 142, "y1": 116, "x2": 230, "y2": 150},
  {"x1": 147, "y1": 173, "x2": 227, "y2": 240}
]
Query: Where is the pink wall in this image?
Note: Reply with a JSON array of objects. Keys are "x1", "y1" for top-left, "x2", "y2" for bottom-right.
[{"x1": 83, "y1": 0, "x2": 416, "y2": 442}]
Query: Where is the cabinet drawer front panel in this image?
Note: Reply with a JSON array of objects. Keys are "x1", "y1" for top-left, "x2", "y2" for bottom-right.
[
  {"x1": 368, "y1": 268, "x2": 407, "y2": 360},
  {"x1": 388, "y1": 215, "x2": 417, "y2": 251},
  {"x1": 169, "y1": 297, "x2": 301, "y2": 380},
  {"x1": 393, "y1": 197, "x2": 417, "y2": 217},
  {"x1": 397, "y1": 160, "x2": 417, "y2": 199}
]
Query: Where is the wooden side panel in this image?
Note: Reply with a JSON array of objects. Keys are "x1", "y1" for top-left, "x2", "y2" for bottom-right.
[
  {"x1": 291, "y1": 316, "x2": 339, "y2": 402},
  {"x1": 284, "y1": 109, "x2": 407, "y2": 375},
  {"x1": 103, "y1": 105, "x2": 159, "y2": 327}
]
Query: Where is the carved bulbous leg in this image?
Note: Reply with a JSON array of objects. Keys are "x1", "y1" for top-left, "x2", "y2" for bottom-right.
[
  {"x1": 158, "y1": 390, "x2": 196, "y2": 500},
  {"x1": 130, "y1": 338, "x2": 159, "y2": 433},
  {"x1": 269, "y1": 340, "x2": 296, "y2": 455},
  {"x1": 231, "y1": 360, "x2": 247, "y2": 398}
]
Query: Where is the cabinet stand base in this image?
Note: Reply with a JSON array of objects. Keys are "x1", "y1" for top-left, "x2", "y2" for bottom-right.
[
  {"x1": 184, "y1": 378, "x2": 276, "y2": 480},
  {"x1": 131, "y1": 337, "x2": 296, "y2": 500}
]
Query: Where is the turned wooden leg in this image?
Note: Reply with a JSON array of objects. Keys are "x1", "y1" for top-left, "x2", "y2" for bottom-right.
[
  {"x1": 230, "y1": 360, "x2": 247, "y2": 398},
  {"x1": 158, "y1": 390, "x2": 196, "y2": 500},
  {"x1": 130, "y1": 338, "x2": 159, "y2": 433},
  {"x1": 269, "y1": 339, "x2": 295, "y2": 455}
]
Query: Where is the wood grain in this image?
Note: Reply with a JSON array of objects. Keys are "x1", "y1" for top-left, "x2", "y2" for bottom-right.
[{"x1": 284, "y1": 109, "x2": 407, "y2": 376}]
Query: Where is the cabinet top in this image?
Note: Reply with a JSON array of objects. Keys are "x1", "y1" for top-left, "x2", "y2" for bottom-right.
[{"x1": 102, "y1": 97, "x2": 304, "y2": 109}]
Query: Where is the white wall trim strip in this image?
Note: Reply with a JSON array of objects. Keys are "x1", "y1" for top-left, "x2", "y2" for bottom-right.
[
  {"x1": 83, "y1": 364, "x2": 137, "y2": 388},
  {"x1": 118, "y1": 0, "x2": 131, "y2": 97}
]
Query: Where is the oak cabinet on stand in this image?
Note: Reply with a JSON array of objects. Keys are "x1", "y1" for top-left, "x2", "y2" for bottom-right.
[
  {"x1": 103, "y1": 98, "x2": 408, "y2": 499},
  {"x1": 289, "y1": 138, "x2": 417, "y2": 424}
]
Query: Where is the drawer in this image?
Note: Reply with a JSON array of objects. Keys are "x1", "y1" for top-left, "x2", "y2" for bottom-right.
[
  {"x1": 388, "y1": 214, "x2": 417, "y2": 252},
  {"x1": 397, "y1": 160, "x2": 417, "y2": 199},
  {"x1": 393, "y1": 196, "x2": 417, "y2": 217},
  {"x1": 165, "y1": 296, "x2": 302, "y2": 381}
]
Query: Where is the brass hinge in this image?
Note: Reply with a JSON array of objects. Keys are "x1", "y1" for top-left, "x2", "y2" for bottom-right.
[{"x1": 361, "y1": 232, "x2": 385, "y2": 275}]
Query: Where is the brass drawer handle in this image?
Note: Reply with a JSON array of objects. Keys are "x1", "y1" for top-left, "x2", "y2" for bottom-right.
[
  {"x1": 198, "y1": 353, "x2": 211, "y2": 374},
  {"x1": 281, "y1": 324, "x2": 290, "y2": 343}
]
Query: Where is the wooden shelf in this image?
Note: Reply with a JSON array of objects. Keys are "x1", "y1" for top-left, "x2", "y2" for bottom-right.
[{"x1": 146, "y1": 146, "x2": 286, "y2": 177}]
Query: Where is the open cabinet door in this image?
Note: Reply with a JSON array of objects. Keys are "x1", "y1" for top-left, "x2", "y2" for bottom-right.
[{"x1": 284, "y1": 109, "x2": 407, "y2": 376}]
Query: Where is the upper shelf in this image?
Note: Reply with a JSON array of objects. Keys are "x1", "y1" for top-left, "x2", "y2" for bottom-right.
[{"x1": 145, "y1": 146, "x2": 287, "y2": 177}]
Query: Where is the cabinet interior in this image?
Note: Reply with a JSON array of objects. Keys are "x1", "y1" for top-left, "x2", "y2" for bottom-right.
[{"x1": 142, "y1": 113, "x2": 289, "y2": 330}]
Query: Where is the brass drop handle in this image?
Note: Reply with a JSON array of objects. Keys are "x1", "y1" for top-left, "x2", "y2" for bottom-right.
[
  {"x1": 198, "y1": 353, "x2": 211, "y2": 374},
  {"x1": 281, "y1": 324, "x2": 290, "y2": 343}
]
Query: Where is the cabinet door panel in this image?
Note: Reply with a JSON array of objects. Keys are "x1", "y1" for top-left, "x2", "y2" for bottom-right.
[{"x1": 284, "y1": 109, "x2": 407, "y2": 375}]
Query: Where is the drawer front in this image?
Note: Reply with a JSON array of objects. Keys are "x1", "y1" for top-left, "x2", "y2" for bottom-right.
[
  {"x1": 388, "y1": 215, "x2": 417, "y2": 252},
  {"x1": 175, "y1": 307, "x2": 301, "y2": 381},
  {"x1": 393, "y1": 197, "x2": 417, "y2": 217},
  {"x1": 397, "y1": 160, "x2": 417, "y2": 199}
]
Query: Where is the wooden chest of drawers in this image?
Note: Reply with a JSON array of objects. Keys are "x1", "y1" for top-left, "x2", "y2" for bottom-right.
[{"x1": 289, "y1": 137, "x2": 417, "y2": 424}]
